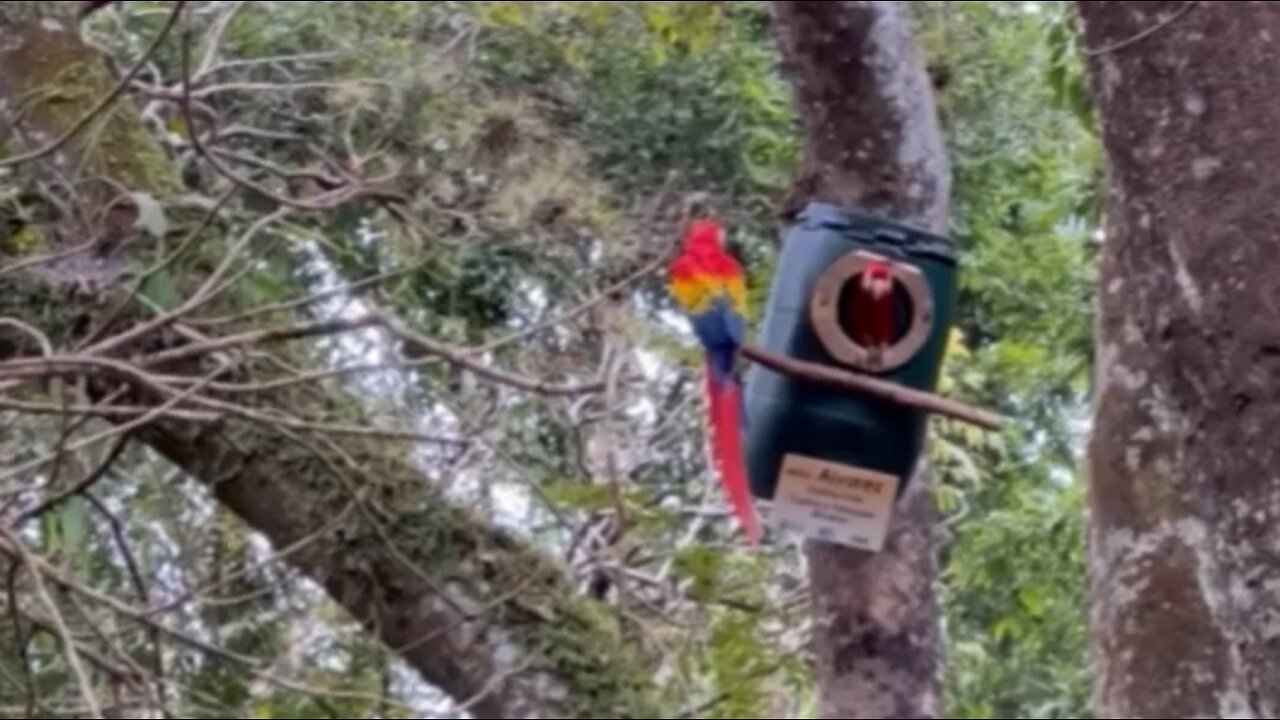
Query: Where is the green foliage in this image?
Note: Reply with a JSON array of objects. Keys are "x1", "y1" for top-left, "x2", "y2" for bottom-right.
[
  {"x1": 471, "y1": 1, "x2": 797, "y2": 216},
  {"x1": 942, "y1": 476, "x2": 1091, "y2": 719},
  {"x1": 576, "y1": 5, "x2": 797, "y2": 198},
  {"x1": 702, "y1": 610, "x2": 776, "y2": 718},
  {"x1": 916, "y1": 2, "x2": 1099, "y2": 716}
]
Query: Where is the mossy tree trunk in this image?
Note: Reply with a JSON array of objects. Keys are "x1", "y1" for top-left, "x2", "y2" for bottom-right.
[
  {"x1": 1078, "y1": 2, "x2": 1280, "y2": 716},
  {"x1": 769, "y1": 2, "x2": 949, "y2": 718}
]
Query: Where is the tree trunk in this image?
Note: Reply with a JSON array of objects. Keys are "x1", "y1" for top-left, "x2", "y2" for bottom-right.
[
  {"x1": 769, "y1": 3, "x2": 948, "y2": 717},
  {"x1": 1078, "y1": 2, "x2": 1280, "y2": 717}
]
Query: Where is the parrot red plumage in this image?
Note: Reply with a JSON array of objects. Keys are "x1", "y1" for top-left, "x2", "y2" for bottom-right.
[
  {"x1": 850, "y1": 257, "x2": 898, "y2": 351},
  {"x1": 667, "y1": 218, "x2": 761, "y2": 544}
]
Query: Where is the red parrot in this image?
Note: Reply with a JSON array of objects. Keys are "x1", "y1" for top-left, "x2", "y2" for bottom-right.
[
  {"x1": 850, "y1": 257, "x2": 897, "y2": 351},
  {"x1": 667, "y1": 218, "x2": 761, "y2": 544}
]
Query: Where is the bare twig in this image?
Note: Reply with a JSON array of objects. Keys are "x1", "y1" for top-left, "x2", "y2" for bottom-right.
[
  {"x1": 83, "y1": 492, "x2": 171, "y2": 716},
  {"x1": 15, "y1": 608, "x2": 140, "y2": 681},
  {"x1": 386, "y1": 561, "x2": 552, "y2": 658},
  {"x1": 454, "y1": 660, "x2": 534, "y2": 715},
  {"x1": 202, "y1": 124, "x2": 304, "y2": 144},
  {"x1": 379, "y1": 311, "x2": 612, "y2": 397},
  {"x1": 1, "y1": 355, "x2": 199, "y2": 405},
  {"x1": 13, "y1": 432, "x2": 131, "y2": 526},
  {"x1": 1085, "y1": 1, "x2": 1199, "y2": 55},
  {"x1": 142, "y1": 498, "x2": 360, "y2": 617},
  {"x1": 153, "y1": 79, "x2": 392, "y2": 101},
  {"x1": 0, "y1": 535, "x2": 422, "y2": 714},
  {"x1": 0, "y1": 399, "x2": 219, "y2": 424},
  {"x1": 0, "y1": 359, "x2": 229, "y2": 484},
  {"x1": 1, "y1": 353, "x2": 466, "y2": 448},
  {"x1": 594, "y1": 327, "x2": 632, "y2": 542},
  {"x1": 0, "y1": 527, "x2": 106, "y2": 719},
  {"x1": 476, "y1": 240, "x2": 678, "y2": 355},
  {"x1": 77, "y1": 207, "x2": 290, "y2": 358},
  {"x1": 171, "y1": 358, "x2": 444, "y2": 395},
  {"x1": 0, "y1": 317, "x2": 55, "y2": 357},
  {"x1": 72, "y1": 187, "x2": 239, "y2": 353},
  {"x1": 5, "y1": 562, "x2": 39, "y2": 717},
  {"x1": 195, "y1": 0, "x2": 248, "y2": 78},
  {"x1": 139, "y1": 314, "x2": 383, "y2": 366},
  {"x1": 176, "y1": 29, "x2": 395, "y2": 211},
  {"x1": 208, "y1": 147, "x2": 335, "y2": 184},
  {"x1": 169, "y1": 387, "x2": 468, "y2": 445},
  {"x1": 201, "y1": 50, "x2": 344, "y2": 76},
  {"x1": 190, "y1": 260, "x2": 425, "y2": 327},
  {"x1": 0, "y1": 237, "x2": 105, "y2": 280}
]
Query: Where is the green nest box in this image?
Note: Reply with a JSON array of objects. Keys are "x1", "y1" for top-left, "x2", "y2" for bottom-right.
[{"x1": 743, "y1": 201, "x2": 957, "y2": 550}]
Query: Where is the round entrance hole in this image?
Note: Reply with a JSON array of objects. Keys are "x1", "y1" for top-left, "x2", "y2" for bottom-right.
[
  {"x1": 835, "y1": 269, "x2": 915, "y2": 349},
  {"x1": 809, "y1": 249, "x2": 935, "y2": 374}
]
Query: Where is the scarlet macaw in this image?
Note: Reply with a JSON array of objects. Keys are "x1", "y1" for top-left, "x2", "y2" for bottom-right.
[
  {"x1": 850, "y1": 257, "x2": 897, "y2": 351},
  {"x1": 667, "y1": 218, "x2": 761, "y2": 544}
]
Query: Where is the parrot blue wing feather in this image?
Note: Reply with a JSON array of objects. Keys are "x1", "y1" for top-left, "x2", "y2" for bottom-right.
[{"x1": 689, "y1": 298, "x2": 749, "y2": 428}]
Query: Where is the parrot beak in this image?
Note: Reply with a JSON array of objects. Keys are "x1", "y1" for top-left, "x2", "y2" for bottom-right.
[{"x1": 861, "y1": 262, "x2": 894, "y2": 301}]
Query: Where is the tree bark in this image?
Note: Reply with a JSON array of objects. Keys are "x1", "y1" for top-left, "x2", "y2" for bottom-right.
[
  {"x1": 0, "y1": 5, "x2": 659, "y2": 718},
  {"x1": 1078, "y1": 2, "x2": 1280, "y2": 717},
  {"x1": 769, "y1": 3, "x2": 948, "y2": 717}
]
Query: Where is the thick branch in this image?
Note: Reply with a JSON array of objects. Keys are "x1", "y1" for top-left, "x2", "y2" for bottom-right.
[
  {"x1": 770, "y1": 2, "x2": 948, "y2": 717},
  {"x1": 742, "y1": 343, "x2": 1001, "y2": 430}
]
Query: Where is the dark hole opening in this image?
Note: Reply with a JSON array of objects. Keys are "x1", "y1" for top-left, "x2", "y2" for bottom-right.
[{"x1": 836, "y1": 271, "x2": 914, "y2": 348}]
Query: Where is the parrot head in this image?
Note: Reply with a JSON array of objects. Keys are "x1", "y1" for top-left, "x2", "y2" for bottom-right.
[
  {"x1": 682, "y1": 218, "x2": 726, "y2": 255},
  {"x1": 860, "y1": 258, "x2": 894, "y2": 301},
  {"x1": 668, "y1": 216, "x2": 745, "y2": 317}
]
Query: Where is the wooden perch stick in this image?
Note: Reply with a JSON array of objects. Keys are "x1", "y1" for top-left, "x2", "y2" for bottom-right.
[{"x1": 740, "y1": 343, "x2": 1004, "y2": 431}]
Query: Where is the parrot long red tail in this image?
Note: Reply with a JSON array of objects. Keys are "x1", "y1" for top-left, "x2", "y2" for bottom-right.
[{"x1": 704, "y1": 367, "x2": 761, "y2": 544}]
